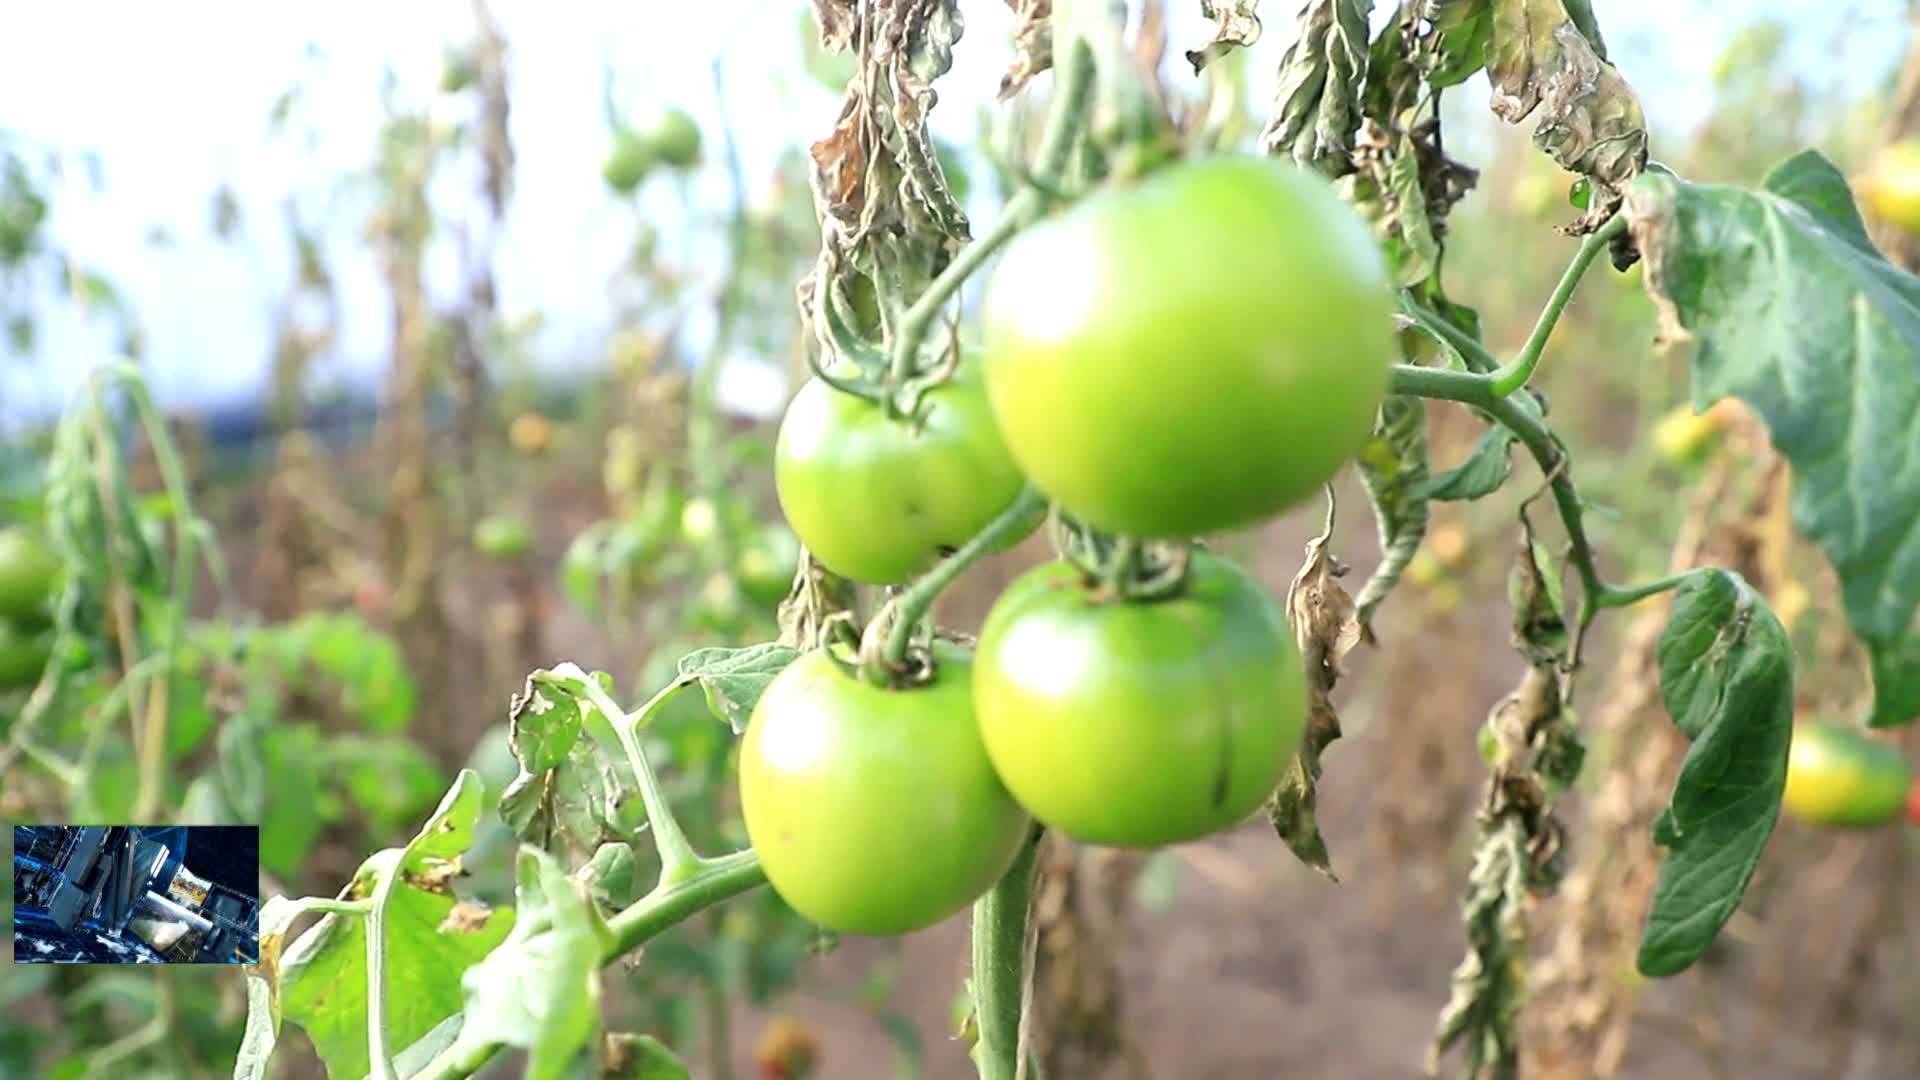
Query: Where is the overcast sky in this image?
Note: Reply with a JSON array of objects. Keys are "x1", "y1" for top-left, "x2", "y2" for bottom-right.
[{"x1": 0, "y1": 0, "x2": 1904, "y2": 424}]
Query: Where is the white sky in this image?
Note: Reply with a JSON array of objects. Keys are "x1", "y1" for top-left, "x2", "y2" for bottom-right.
[{"x1": 0, "y1": 0, "x2": 1904, "y2": 423}]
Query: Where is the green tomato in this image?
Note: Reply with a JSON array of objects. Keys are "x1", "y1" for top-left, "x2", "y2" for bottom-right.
[
  {"x1": 680, "y1": 497, "x2": 721, "y2": 546},
  {"x1": 646, "y1": 107, "x2": 701, "y2": 170},
  {"x1": 603, "y1": 129, "x2": 656, "y2": 195},
  {"x1": 774, "y1": 360, "x2": 1035, "y2": 584},
  {"x1": 0, "y1": 616, "x2": 53, "y2": 690},
  {"x1": 737, "y1": 524, "x2": 802, "y2": 608},
  {"x1": 973, "y1": 552, "x2": 1307, "y2": 847},
  {"x1": 0, "y1": 525, "x2": 60, "y2": 622},
  {"x1": 738, "y1": 643, "x2": 1031, "y2": 934},
  {"x1": 1860, "y1": 140, "x2": 1920, "y2": 234},
  {"x1": 982, "y1": 156, "x2": 1394, "y2": 538},
  {"x1": 472, "y1": 513, "x2": 534, "y2": 561},
  {"x1": 1782, "y1": 721, "x2": 1915, "y2": 829}
]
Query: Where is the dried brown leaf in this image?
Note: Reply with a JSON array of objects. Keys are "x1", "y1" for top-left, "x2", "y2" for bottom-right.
[
  {"x1": 1186, "y1": 0, "x2": 1263, "y2": 74},
  {"x1": 811, "y1": 0, "x2": 857, "y2": 51},
  {"x1": 1001, "y1": 0, "x2": 1054, "y2": 99},
  {"x1": 1270, "y1": 514, "x2": 1362, "y2": 879}
]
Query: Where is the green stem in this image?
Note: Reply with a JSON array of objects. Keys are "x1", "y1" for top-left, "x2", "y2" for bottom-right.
[
  {"x1": 1595, "y1": 571, "x2": 1694, "y2": 609},
  {"x1": 411, "y1": 851, "x2": 769, "y2": 1080},
  {"x1": 578, "y1": 675, "x2": 704, "y2": 885},
  {"x1": 116, "y1": 367, "x2": 202, "y2": 822},
  {"x1": 1398, "y1": 292, "x2": 1499, "y2": 373},
  {"x1": 879, "y1": 485, "x2": 1048, "y2": 670},
  {"x1": 971, "y1": 833, "x2": 1041, "y2": 1080},
  {"x1": 1388, "y1": 362, "x2": 1608, "y2": 631},
  {"x1": 1487, "y1": 214, "x2": 1626, "y2": 398},
  {"x1": 886, "y1": 37, "x2": 1095, "y2": 392}
]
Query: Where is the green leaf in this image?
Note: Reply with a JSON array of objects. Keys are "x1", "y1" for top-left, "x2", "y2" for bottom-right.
[
  {"x1": 1425, "y1": 425, "x2": 1516, "y2": 501},
  {"x1": 279, "y1": 774, "x2": 514, "y2": 1079},
  {"x1": 604, "y1": 1033, "x2": 690, "y2": 1080},
  {"x1": 575, "y1": 841, "x2": 638, "y2": 910},
  {"x1": 1628, "y1": 151, "x2": 1920, "y2": 727},
  {"x1": 450, "y1": 847, "x2": 605, "y2": 1080},
  {"x1": 509, "y1": 677, "x2": 585, "y2": 771},
  {"x1": 1429, "y1": 0, "x2": 1492, "y2": 87},
  {"x1": 1637, "y1": 569, "x2": 1793, "y2": 976},
  {"x1": 675, "y1": 643, "x2": 800, "y2": 734}
]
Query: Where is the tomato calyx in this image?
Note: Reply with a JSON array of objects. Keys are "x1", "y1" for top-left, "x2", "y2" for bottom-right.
[{"x1": 1053, "y1": 517, "x2": 1195, "y2": 603}]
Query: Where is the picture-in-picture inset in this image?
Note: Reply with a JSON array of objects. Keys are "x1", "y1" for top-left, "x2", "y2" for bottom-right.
[{"x1": 11, "y1": 825, "x2": 260, "y2": 964}]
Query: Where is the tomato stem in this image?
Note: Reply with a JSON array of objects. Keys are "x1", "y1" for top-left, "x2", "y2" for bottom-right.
[
  {"x1": 883, "y1": 36, "x2": 1095, "y2": 400},
  {"x1": 580, "y1": 674, "x2": 708, "y2": 884},
  {"x1": 1487, "y1": 213, "x2": 1627, "y2": 399},
  {"x1": 1389, "y1": 357, "x2": 1611, "y2": 669},
  {"x1": 876, "y1": 485, "x2": 1050, "y2": 674},
  {"x1": 970, "y1": 831, "x2": 1042, "y2": 1080}
]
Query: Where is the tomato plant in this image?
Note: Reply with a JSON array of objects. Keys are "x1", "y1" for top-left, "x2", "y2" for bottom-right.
[
  {"x1": 974, "y1": 552, "x2": 1307, "y2": 846},
  {"x1": 183, "y1": 3, "x2": 1920, "y2": 1079},
  {"x1": 982, "y1": 155, "x2": 1395, "y2": 537},
  {"x1": 739, "y1": 643, "x2": 1030, "y2": 934},
  {"x1": 774, "y1": 360, "x2": 1034, "y2": 584}
]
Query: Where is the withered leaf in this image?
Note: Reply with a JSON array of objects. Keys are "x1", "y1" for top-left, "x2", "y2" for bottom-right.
[
  {"x1": 1271, "y1": 512, "x2": 1362, "y2": 880},
  {"x1": 1261, "y1": 0, "x2": 1373, "y2": 176},
  {"x1": 1186, "y1": 0, "x2": 1262, "y2": 74},
  {"x1": 1485, "y1": 0, "x2": 1647, "y2": 230},
  {"x1": 1000, "y1": 0, "x2": 1053, "y2": 99}
]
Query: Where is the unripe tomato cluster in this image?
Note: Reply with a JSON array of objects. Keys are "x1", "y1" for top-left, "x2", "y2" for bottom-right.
[
  {"x1": 747, "y1": 156, "x2": 1395, "y2": 934},
  {"x1": 0, "y1": 525, "x2": 60, "y2": 690},
  {"x1": 603, "y1": 107, "x2": 702, "y2": 196}
]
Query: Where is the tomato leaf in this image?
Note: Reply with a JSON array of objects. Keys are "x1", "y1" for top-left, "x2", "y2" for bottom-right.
[
  {"x1": 1186, "y1": 0, "x2": 1262, "y2": 74},
  {"x1": 676, "y1": 643, "x2": 800, "y2": 734},
  {"x1": 449, "y1": 847, "x2": 607, "y2": 1080},
  {"x1": 1353, "y1": 394, "x2": 1430, "y2": 636},
  {"x1": 1261, "y1": 0, "x2": 1371, "y2": 174},
  {"x1": 1637, "y1": 569, "x2": 1793, "y2": 976},
  {"x1": 574, "y1": 841, "x2": 638, "y2": 911},
  {"x1": 1485, "y1": 0, "x2": 1646, "y2": 228},
  {"x1": 1428, "y1": 0, "x2": 1492, "y2": 87},
  {"x1": 1628, "y1": 151, "x2": 1920, "y2": 727},
  {"x1": 1273, "y1": 524, "x2": 1362, "y2": 879},
  {"x1": 1425, "y1": 424, "x2": 1516, "y2": 501},
  {"x1": 509, "y1": 674, "x2": 584, "y2": 771},
  {"x1": 278, "y1": 774, "x2": 515, "y2": 1080}
]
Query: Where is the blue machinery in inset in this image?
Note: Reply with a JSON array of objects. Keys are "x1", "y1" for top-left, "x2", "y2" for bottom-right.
[{"x1": 11, "y1": 826, "x2": 258, "y2": 963}]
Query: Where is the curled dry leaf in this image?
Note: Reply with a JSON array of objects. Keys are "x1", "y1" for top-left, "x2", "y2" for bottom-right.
[
  {"x1": 1186, "y1": 0, "x2": 1262, "y2": 75},
  {"x1": 1001, "y1": 0, "x2": 1053, "y2": 100},
  {"x1": 1261, "y1": 0, "x2": 1372, "y2": 176},
  {"x1": 1485, "y1": 0, "x2": 1648, "y2": 232},
  {"x1": 1269, "y1": 508, "x2": 1363, "y2": 879},
  {"x1": 798, "y1": 0, "x2": 971, "y2": 369}
]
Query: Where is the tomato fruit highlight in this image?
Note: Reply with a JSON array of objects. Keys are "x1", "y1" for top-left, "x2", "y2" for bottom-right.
[{"x1": 973, "y1": 552, "x2": 1307, "y2": 847}]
